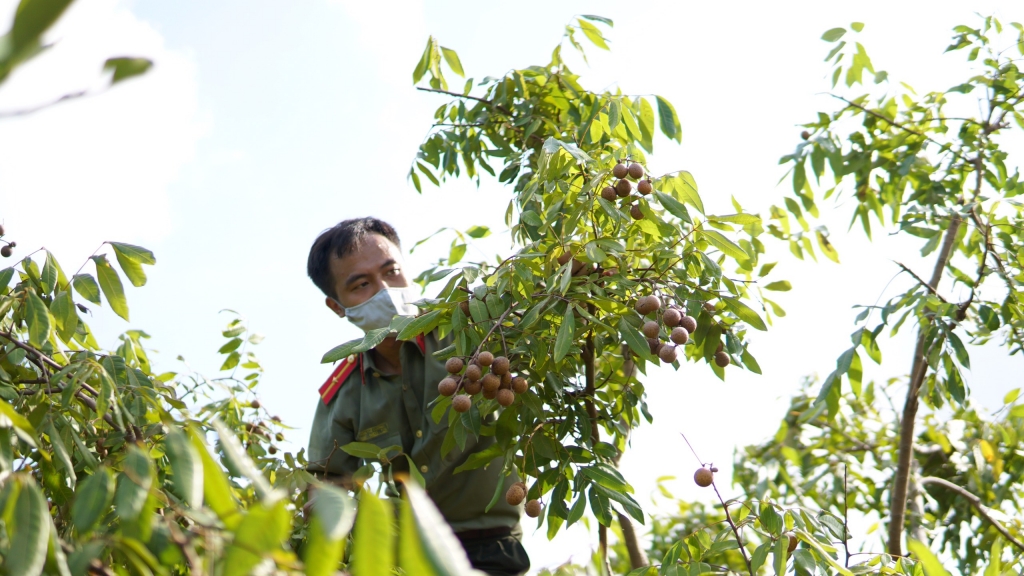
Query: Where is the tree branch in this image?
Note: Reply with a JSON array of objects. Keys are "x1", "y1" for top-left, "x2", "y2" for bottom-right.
[
  {"x1": 712, "y1": 481, "x2": 752, "y2": 576},
  {"x1": 415, "y1": 86, "x2": 513, "y2": 115},
  {"x1": 918, "y1": 476, "x2": 1024, "y2": 554},
  {"x1": 893, "y1": 261, "x2": 947, "y2": 303}
]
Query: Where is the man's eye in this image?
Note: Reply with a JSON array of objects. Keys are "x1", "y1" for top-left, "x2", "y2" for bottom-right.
[{"x1": 387, "y1": 268, "x2": 401, "y2": 276}]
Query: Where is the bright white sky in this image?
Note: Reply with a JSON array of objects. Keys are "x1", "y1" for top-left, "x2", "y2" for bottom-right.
[{"x1": 1, "y1": 0, "x2": 1022, "y2": 572}]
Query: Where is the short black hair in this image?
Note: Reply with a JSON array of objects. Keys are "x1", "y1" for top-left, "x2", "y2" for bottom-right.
[{"x1": 307, "y1": 217, "x2": 401, "y2": 299}]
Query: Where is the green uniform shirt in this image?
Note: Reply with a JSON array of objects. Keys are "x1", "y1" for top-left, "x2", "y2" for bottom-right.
[{"x1": 307, "y1": 332, "x2": 522, "y2": 533}]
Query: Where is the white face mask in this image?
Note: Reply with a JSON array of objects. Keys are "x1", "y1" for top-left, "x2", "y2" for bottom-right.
[{"x1": 339, "y1": 286, "x2": 419, "y2": 333}]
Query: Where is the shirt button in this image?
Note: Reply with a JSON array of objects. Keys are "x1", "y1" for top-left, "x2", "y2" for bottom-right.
[
  {"x1": 419, "y1": 465, "x2": 429, "y2": 474},
  {"x1": 415, "y1": 430, "x2": 423, "y2": 438},
  {"x1": 372, "y1": 371, "x2": 381, "y2": 378}
]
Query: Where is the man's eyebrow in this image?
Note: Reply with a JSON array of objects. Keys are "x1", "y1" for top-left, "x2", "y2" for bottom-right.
[
  {"x1": 344, "y1": 272, "x2": 369, "y2": 287},
  {"x1": 379, "y1": 259, "x2": 398, "y2": 270}
]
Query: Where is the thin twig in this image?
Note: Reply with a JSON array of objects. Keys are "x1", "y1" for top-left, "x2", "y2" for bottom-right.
[
  {"x1": 893, "y1": 261, "x2": 947, "y2": 303},
  {"x1": 918, "y1": 476, "x2": 1024, "y2": 554},
  {"x1": 711, "y1": 481, "x2": 753, "y2": 576}
]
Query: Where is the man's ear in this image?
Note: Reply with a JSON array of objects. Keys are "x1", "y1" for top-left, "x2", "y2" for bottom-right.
[{"x1": 326, "y1": 297, "x2": 346, "y2": 319}]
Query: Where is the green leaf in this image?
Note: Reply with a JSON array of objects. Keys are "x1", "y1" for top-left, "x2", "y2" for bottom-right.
[
  {"x1": 340, "y1": 441, "x2": 385, "y2": 459},
  {"x1": 580, "y1": 464, "x2": 632, "y2": 493},
  {"x1": 110, "y1": 243, "x2": 154, "y2": 287},
  {"x1": 815, "y1": 230, "x2": 840, "y2": 263},
  {"x1": 403, "y1": 480, "x2": 479, "y2": 575},
  {"x1": 103, "y1": 57, "x2": 152, "y2": 84},
  {"x1": 0, "y1": 267, "x2": 15, "y2": 290},
  {"x1": 224, "y1": 500, "x2": 291, "y2": 576},
  {"x1": 71, "y1": 468, "x2": 114, "y2": 535},
  {"x1": 188, "y1": 428, "x2": 241, "y2": 529},
  {"x1": 322, "y1": 327, "x2": 390, "y2": 363},
  {"x1": 41, "y1": 251, "x2": 59, "y2": 294},
  {"x1": 654, "y1": 190, "x2": 691, "y2": 225},
  {"x1": 554, "y1": 306, "x2": 575, "y2": 362},
  {"x1": 8, "y1": 476, "x2": 50, "y2": 576},
  {"x1": 305, "y1": 485, "x2": 355, "y2": 576},
  {"x1": 0, "y1": 399, "x2": 38, "y2": 447},
  {"x1": 10, "y1": 0, "x2": 74, "y2": 53},
  {"x1": 440, "y1": 47, "x2": 464, "y2": 77},
  {"x1": 25, "y1": 289, "x2": 52, "y2": 347},
  {"x1": 114, "y1": 446, "x2": 153, "y2": 524},
  {"x1": 465, "y1": 225, "x2": 490, "y2": 239},
  {"x1": 947, "y1": 331, "x2": 970, "y2": 368},
  {"x1": 637, "y1": 98, "x2": 655, "y2": 151},
  {"x1": 592, "y1": 484, "x2": 644, "y2": 525},
  {"x1": 212, "y1": 419, "x2": 276, "y2": 503},
  {"x1": 397, "y1": 496, "x2": 436, "y2": 576},
  {"x1": 412, "y1": 37, "x2": 432, "y2": 83},
  {"x1": 577, "y1": 19, "x2": 609, "y2": 50},
  {"x1": 50, "y1": 291, "x2": 78, "y2": 342},
  {"x1": 822, "y1": 27, "x2": 847, "y2": 42},
  {"x1": 763, "y1": 280, "x2": 791, "y2": 291},
  {"x1": 721, "y1": 297, "x2": 768, "y2": 331},
  {"x1": 352, "y1": 491, "x2": 395, "y2": 576},
  {"x1": 620, "y1": 318, "x2": 651, "y2": 359},
  {"x1": 655, "y1": 95, "x2": 681, "y2": 142},
  {"x1": 676, "y1": 172, "x2": 704, "y2": 214},
  {"x1": 701, "y1": 230, "x2": 748, "y2": 260},
  {"x1": 850, "y1": 22, "x2": 864, "y2": 32},
  {"x1": 46, "y1": 421, "x2": 75, "y2": 489},
  {"x1": 72, "y1": 274, "x2": 101, "y2": 304},
  {"x1": 397, "y1": 310, "x2": 442, "y2": 341},
  {"x1": 165, "y1": 428, "x2": 203, "y2": 508},
  {"x1": 710, "y1": 213, "x2": 759, "y2": 225},
  {"x1": 92, "y1": 256, "x2": 129, "y2": 320}
]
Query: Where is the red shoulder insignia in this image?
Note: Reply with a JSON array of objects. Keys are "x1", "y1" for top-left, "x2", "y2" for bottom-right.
[
  {"x1": 319, "y1": 355, "x2": 359, "y2": 405},
  {"x1": 415, "y1": 334, "x2": 426, "y2": 355}
]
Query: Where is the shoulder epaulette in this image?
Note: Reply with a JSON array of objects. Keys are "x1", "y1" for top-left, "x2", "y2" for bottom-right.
[{"x1": 319, "y1": 355, "x2": 360, "y2": 405}]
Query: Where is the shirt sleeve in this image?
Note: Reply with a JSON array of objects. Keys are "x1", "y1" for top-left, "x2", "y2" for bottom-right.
[{"x1": 306, "y1": 396, "x2": 361, "y2": 479}]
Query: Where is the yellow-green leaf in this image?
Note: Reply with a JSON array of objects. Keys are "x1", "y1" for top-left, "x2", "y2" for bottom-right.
[
  {"x1": 92, "y1": 256, "x2": 129, "y2": 320},
  {"x1": 25, "y1": 289, "x2": 52, "y2": 347}
]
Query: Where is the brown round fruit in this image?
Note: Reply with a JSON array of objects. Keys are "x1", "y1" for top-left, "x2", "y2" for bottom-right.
[
  {"x1": 506, "y1": 484, "x2": 526, "y2": 506},
  {"x1": 629, "y1": 204, "x2": 644, "y2": 220},
  {"x1": 491, "y1": 356, "x2": 510, "y2": 376},
  {"x1": 612, "y1": 163, "x2": 628, "y2": 179},
  {"x1": 463, "y1": 380, "x2": 482, "y2": 395},
  {"x1": 642, "y1": 320, "x2": 660, "y2": 339},
  {"x1": 500, "y1": 372, "x2": 512, "y2": 389},
  {"x1": 637, "y1": 179, "x2": 653, "y2": 195},
  {"x1": 275, "y1": 432, "x2": 285, "y2": 442},
  {"x1": 601, "y1": 186, "x2": 617, "y2": 201},
  {"x1": 477, "y1": 351, "x2": 494, "y2": 366},
  {"x1": 465, "y1": 364, "x2": 482, "y2": 381},
  {"x1": 670, "y1": 326, "x2": 689, "y2": 345},
  {"x1": 0, "y1": 224, "x2": 5, "y2": 236},
  {"x1": 714, "y1": 351, "x2": 731, "y2": 368},
  {"x1": 800, "y1": 130, "x2": 811, "y2": 140},
  {"x1": 703, "y1": 302, "x2": 715, "y2": 312},
  {"x1": 482, "y1": 373, "x2": 501, "y2": 394},
  {"x1": 786, "y1": 533, "x2": 798, "y2": 553},
  {"x1": 0, "y1": 246, "x2": 11, "y2": 258},
  {"x1": 269, "y1": 446, "x2": 278, "y2": 455},
  {"x1": 511, "y1": 376, "x2": 529, "y2": 394},
  {"x1": 647, "y1": 338, "x2": 661, "y2": 354},
  {"x1": 459, "y1": 300, "x2": 470, "y2": 316},
  {"x1": 524, "y1": 499, "x2": 542, "y2": 518},
  {"x1": 659, "y1": 345, "x2": 678, "y2": 363},
  {"x1": 482, "y1": 387, "x2": 498, "y2": 400},
  {"x1": 250, "y1": 399, "x2": 261, "y2": 409},
  {"x1": 636, "y1": 295, "x2": 662, "y2": 315},
  {"x1": 615, "y1": 179, "x2": 632, "y2": 197},
  {"x1": 453, "y1": 394, "x2": 472, "y2": 412},
  {"x1": 445, "y1": 357, "x2": 465, "y2": 374},
  {"x1": 715, "y1": 341, "x2": 724, "y2": 354},
  {"x1": 662, "y1": 308, "x2": 682, "y2": 327},
  {"x1": 627, "y1": 162, "x2": 644, "y2": 179},
  {"x1": 557, "y1": 251, "x2": 573, "y2": 266},
  {"x1": 438, "y1": 377, "x2": 458, "y2": 396},
  {"x1": 497, "y1": 389, "x2": 515, "y2": 407},
  {"x1": 680, "y1": 315, "x2": 697, "y2": 333},
  {"x1": 694, "y1": 467, "x2": 714, "y2": 487}
]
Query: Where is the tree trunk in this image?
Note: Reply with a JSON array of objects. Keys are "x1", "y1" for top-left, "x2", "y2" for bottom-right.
[{"x1": 886, "y1": 214, "x2": 961, "y2": 556}]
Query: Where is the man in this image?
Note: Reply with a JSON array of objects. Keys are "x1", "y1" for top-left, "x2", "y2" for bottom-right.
[{"x1": 305, "y1": 217, "x2": 530, "y2": 576}]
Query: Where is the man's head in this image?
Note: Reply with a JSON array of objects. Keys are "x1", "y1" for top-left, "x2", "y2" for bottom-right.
[{"x1": 307, "y1": 217, "x2": 409, "y2": 318}]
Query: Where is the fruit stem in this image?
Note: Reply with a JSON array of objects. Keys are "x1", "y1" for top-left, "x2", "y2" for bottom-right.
[{"x1": 711, "y1": 481, "x2": 752, "y2": 576}]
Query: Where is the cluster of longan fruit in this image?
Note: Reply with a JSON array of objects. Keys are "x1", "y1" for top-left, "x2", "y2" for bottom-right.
[
  {"x1": 636, "y1": 294, "x2": 731, "y2": 368},
  {"x1": 0, "y1": 224, "x2": 14, "y2": 258},
  {"x1": 438, "y1": 351, "x2": 530, "y2": 411},
  {"x1": 600, "y1": 161, "x2": 653, "y2": 221},
  {"x1": 503, "y1": 480, "x2": 542, "y2": 517}
]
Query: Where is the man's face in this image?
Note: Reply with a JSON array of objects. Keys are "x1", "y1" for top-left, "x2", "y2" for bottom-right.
[{"x1": 326, "y1": 233, "x2": 409, "y2": 317}]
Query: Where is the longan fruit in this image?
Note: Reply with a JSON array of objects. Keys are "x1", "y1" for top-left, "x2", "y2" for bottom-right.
[
  {"x1": 452, "y1": 394, "x2": 472, "y2": 412},
  {"x1": 459, "y1": 300, "x2": 471, "y2": 316},
  {"x1": 636, "y1": 295, "x2": 662, "y2": 315},
  {"x1": 703, "y1": 302, "x2": 715, "y2": 312},
  {"x1": 506, "y1": 483, "x2": 526, "y2": 506},
  {"x1": 491, "y1": 356, "x2": 510, "y2": 376},
  {"x1": 715, "y1": 341, "x2": 724, "y2": 354},
  {"x1": 477, "y1": 351, "x2": 494, "y2": 367},
  {"x1": 629, "y1": 204, "x2": 644, "y2": 220},
  {"x1": 482, "y1": 387, "x2": 498, "y2": 400},
  {"x1": 0, "y1": 224, "x2": 5, "y2": 236},
  {"x1": 499, "y1": 372, "x2": 512, "y2": 388},
  {"x1": 637, "y1": 179, "x2": 653, "y2": 195},
  {"x1": 250, "y1": 399, "x2": 261, "y2": 409},
  {"x1": 525, "y1": 499, "x2": 542, "y2": 518},
  {"x1": 647, "y1": 338, "x2": 661, "y2": 354},
  {"x1": 786, "y1": 533, "x2": 799, "y2": 553},
  {"x1": 680, "y1": 315, "x2": 697, "y2": 333},
  {"x1": 0, "y1": 245, "x2": 11, "y2": 258},
  {"x1": 497, "y1": 389, "x2": 515, "y2": 407},
  {"x1": 465, "y1": 364, "x2": 482, "y2": 381},
  {"x1": 659, "y1": 345, "x2": 678, "y2": 363},
  {"x1": 670, "y1": 326, "x2": 689, "y2": 345},
  {"x1": 438, "y1": 377, "x2": 458, "y2": 396},
  {"x1": 511, "y1": 376, "x2": 529, "y2": 394},
  {"x1": 615, "y1": 179, "x2": 632, "y2": 197},
  {"x1": 627, "y1": 163, "x2": 644, "y2": 179},
  {"x1": 601, "y1": 186, "x2": 617, "y2": 201},
  {"x1": 612, "y1": 163, "x2": 628, "y2": 179},
  {"x1": 694, "y1": 467, "x2": 713, "y2": 487},
  {"x1": 557, "y1": 251, "x2": 573, "y2": 266},
  {"x1": 445, "y1": 357, "x2": 464, "y2": 374},
  {"x1": 642, "y1": 320, "x2": 660, "y2": 339},
  {"x1": 482, "y1": 373, "x2": 501, "y2": 394},
  {"x1": 662, "y1": 308, "x2": 682, "y2": 327},
  {"x1": 463, "y1": 379, "x2": 482, "y2": 395},
  {"x1": 714, "y1": 351, "x2": 730, "y2": 368},
  {"x1": 800, "y1": 130, "x2": 811, "y2": 140},
  {"x1": 269, "y1": 446, "x2": 278, "y2": 455}
]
